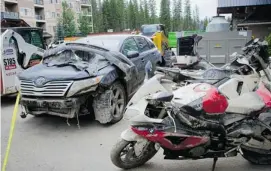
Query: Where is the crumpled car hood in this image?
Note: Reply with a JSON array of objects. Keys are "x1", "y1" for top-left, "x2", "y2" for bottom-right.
[
  {"x1": 18, "y1": 64, "x2": 97, "y2": 81},
  {"x1": 18, "y1": 43, "x2": 137, "y2": 82}
]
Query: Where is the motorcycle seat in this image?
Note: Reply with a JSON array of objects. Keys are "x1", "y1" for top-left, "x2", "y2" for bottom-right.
[{"x1": 226, "y1": 92, "x2": 265, "y2": 114}]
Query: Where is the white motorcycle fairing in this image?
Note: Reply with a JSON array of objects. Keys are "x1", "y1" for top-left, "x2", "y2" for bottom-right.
[{"x1": 126, "y1": 74, "x2": 170, "y2": 108}]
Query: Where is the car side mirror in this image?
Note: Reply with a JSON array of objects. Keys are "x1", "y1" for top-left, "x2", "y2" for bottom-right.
[{"x1": 127, "y1": 51, "x2": 139, "y2": 58}]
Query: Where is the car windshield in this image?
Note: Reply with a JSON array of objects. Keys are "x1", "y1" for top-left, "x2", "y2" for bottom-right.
[{"x1": 141, "y1": 25, "x2": 158, "y2": 34}]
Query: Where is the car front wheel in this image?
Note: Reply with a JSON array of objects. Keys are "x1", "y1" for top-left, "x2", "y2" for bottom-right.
[{"x1": 93, "y1": 81, "x2": 127, "y2": 124}]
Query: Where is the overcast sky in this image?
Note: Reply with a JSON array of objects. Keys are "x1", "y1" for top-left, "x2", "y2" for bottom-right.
[{"x1": 156, "y1": 0, "x2": 218, "y2": 19}]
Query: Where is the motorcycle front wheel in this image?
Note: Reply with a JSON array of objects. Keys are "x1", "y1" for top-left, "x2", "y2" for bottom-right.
[{"x1": 110, "y1": 139, "x2": 158, "y2": 169}]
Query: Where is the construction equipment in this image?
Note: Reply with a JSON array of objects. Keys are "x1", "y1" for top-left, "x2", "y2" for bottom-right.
[
  {"x1": 140, "y1": 24, "x2": 173, "y2": 65},
  {"x1": 0, "y1": 28, "x2": 45, "y2": 96}
]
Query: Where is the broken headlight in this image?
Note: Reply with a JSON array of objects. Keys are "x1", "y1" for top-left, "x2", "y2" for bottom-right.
[{"x1": 66, "y1": 76, "x2": 103, "y2": 97}]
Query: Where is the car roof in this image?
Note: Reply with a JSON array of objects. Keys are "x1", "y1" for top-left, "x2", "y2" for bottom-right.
[{"x1": 75, "y1": 34, "x2": 133, "y2": 51}]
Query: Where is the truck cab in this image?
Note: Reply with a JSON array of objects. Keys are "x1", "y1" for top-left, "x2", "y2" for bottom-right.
[{"x1": 140, "y1": 24, "x2": 168, "y2": 37}]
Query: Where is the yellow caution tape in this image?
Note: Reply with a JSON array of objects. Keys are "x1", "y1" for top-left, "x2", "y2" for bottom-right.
[{"x1": 2, "y1": 91, "x2": 21, "y2": 171}]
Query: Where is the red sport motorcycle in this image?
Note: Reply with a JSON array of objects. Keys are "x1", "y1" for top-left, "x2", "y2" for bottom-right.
[{"x1": 110, "y1": 39, "x2": 271, "y2": 171}]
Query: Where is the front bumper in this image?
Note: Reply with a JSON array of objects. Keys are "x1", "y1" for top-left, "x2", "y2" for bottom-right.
[{"x1": 20, "y1": 97, "x2": 83, "y2": 118}]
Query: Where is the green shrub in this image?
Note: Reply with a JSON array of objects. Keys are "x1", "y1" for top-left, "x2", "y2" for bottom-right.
[{"x1": 266, "y1": 32, "x2": 271, "y2": 56}]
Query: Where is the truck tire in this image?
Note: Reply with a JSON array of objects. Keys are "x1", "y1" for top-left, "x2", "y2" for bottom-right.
[
  {"x1": 93, "y1": 81, "x2": 127, "y2": 124},
  {"x1": 240, "y1": 145, "x2": 271, "y2": 165},
  {"x1": 110, "y1": 139, "x2": 158, "y2": 169}
]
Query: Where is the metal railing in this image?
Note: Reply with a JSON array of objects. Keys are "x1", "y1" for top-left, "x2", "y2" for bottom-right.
[
  {"x1": 81, "y1": 0, "x2": 91, "y2": 5},
  {"x1": 35, "y1": 14, "x2": 45, "y2": 20},
  {"x1": 1, "y1": 11, "x2": 19, "y2": 19},
  {"x1": 34, "y1": 0, "x2": 43, "y2": 5}
]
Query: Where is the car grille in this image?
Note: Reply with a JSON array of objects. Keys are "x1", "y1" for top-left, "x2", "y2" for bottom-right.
[{"x1": 20, "y1": 80, "x2": 73, "y2": 97}]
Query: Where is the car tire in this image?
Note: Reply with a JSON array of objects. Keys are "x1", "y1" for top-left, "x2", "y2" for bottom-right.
[{"x1": 93, "y1": 81, "x2": 127, "y2": 124}]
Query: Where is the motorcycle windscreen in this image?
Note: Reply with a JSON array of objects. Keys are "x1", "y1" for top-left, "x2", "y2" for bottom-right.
[{"x1": 126, "y1": 74, "x2": 168, "y2": 108}]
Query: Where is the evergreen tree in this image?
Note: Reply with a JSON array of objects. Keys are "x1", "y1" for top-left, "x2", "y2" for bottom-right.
[
  {"x1": 139, "y1": 1, "x2": 145, "y2": 26},
  {"x1": 102, "y1": 0, "x2": 110, "y2": 31},
  {"x1": 149, "y1": 0, "x2": 156, "y2": 24},
  {"x1": 172, "y1": 0, "x2": 182, "y2": 31},
  {"x1": 78, "y1": 13, "x2": 91, "y2": 36},
  {"x1": 56, "y1": 19, "x2": 64, "y2": 40},
  {"x1": 128, "y1": 0, "x2": 136, "y2": 29},
  {"x1": 91, "y1": 0, "x2": 98, "y2": 32},
  {"x1": 133, "y1": 0, "x2": 140, "y2": 28},
  {"x1": 143, "y1": 0, "x2": 149, "y2": 24},
  {"x1": 192, "y1": 7, "x2": 196, "y2": 30},
  {"x1": 195, "y1": 5, "x2": 200, "y2": 27},
  {"x1": 123, "y1": 1, "x2": 129, "y2": 29},
  {"x1": 61, "y1": 0, "x2": 76, "y2": 37},
  {"x1": 183, "y1": 0, "x2": 192, "y2": 30},
  {"x1": 116, "y1": 0, "x2": 125, "y2": 31},
  {"x1": 160, "y1": 0, "x2": 171, "y2": 30},
  {"x1": 203, "y1": 16, "x2": 209, "y2": 30}
]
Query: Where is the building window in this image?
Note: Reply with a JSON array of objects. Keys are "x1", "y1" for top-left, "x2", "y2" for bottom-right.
[
  {"x1": 57, "y1": 13, "x2": 60, "y2": 17},
  {"x1": 53, "y1": 26, "x2": 57, "y2": 32},
  {"x1": 20, "y1": 8, "x2": 32, "y2": 17},
  {"x1": 46, "y1": 12, "x2": 50, "y2": 18},
  {"x1": 50, "y1": 0, "x2": 53, "y2": 4},
  {"x1": 24, "y1": 9, "x2": 28, "y2": 16},
  {"x1": 52, "y1": 12, "x2": 56, "y2": 18}
]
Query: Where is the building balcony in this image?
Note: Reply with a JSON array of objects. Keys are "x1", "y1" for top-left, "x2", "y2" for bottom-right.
[
  {"x1": 1, "y1": 11, "x2": 19, "y2": 20},
  {"x1": 34, "y1": 0, "x2": 44, "y2": 7},
  {"x1": 35, "y1": 15, "x2": 46, "y2": 22},
  {"x1": 81, "y1": 0, "x2": 91, "y2": 6},
  {"x1": 4, "y1": 0, "x2": 18, "y2": 4}
]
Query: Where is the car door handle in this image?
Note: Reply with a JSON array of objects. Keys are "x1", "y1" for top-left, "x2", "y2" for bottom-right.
[{"x1": 141, "y1": 58, "x2": 145, "y2": 62}]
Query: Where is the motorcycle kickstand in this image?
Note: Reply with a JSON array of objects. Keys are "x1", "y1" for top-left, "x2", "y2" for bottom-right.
[{"x1": 211, "y1": 157, "x2": 218, "y2": 171}]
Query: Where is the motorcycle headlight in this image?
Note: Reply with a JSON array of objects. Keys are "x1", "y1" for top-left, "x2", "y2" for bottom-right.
[{"x1": 66, "y1": 76, "x2": 103, "y2": 97}]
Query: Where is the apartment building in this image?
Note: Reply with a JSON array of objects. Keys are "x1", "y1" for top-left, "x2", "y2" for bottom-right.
[{"x1": 1, "y1": 0, "x2": 94, "y2": 38}]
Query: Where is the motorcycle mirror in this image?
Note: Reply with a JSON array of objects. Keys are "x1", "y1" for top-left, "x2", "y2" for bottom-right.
[
  {"x1": 230, "y1": 52, "x2": 238, "y2": 57},
  {"x1": 237, "y1": 57, "x2": 250, "y2": 65},
  {"x1": 253, "y1": 38, "x2": 259, "y2": 43}
]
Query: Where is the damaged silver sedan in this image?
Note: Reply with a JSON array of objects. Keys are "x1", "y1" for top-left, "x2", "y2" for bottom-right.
[{"x1": 18, "y1": 35, "x2": 161, "y2": 124}]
